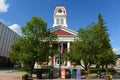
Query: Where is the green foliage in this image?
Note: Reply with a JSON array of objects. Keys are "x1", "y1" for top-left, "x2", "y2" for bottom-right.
[
  {"x1": 15, "y1": 68, "x2": 30, "y2": 72},
  {"x1": 9, "y1": 40, "x2": 21, "y2": 65},
  {"x1": 69, "y1": 14, "x2": 117, "y2": 70},
  {"x1": 85, "y1": 68, "x2": 112, "y2": 73},
  {"x1": 81, "y1": 68, "x2": 112, "y2": 75},
  {"x1": 9, "y1": 16, "x2": 57, "y2": 77},
  {"x1": 34, "y1": 68, "x2": 50, "y2": 74},
  {"x1": 96, "y1": 13, "x2": 117, "y2": 66},
  {"x1": 61, "y1": 49, "x2": 69, "y2": 63}
]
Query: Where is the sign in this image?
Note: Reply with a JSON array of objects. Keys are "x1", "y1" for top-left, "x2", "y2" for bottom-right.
[{"x1": 61, "y1": 68, "x2": 65, "y2": 79}]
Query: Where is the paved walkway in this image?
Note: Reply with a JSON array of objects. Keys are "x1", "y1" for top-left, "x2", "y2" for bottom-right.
[
  {"x1": 0, "y1": 75, "x2": 20, "y2": 80},
  {"x1": 0, "y1": 70, "x2": 120, "y2": 80},
  {"x1": 0, "y1": 70, "x2": 25, "y2": 80},
  {"x1": 0, "y1": 71, "x2": 103, "y2": 80}
]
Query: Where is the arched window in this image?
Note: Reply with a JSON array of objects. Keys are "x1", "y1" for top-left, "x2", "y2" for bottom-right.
[
  {"x1": 56, "y1": 18, "x2": 59, "y2": 24},
  {"x1": 61, "y1": 19, "x2": 64, "y2": 24}
]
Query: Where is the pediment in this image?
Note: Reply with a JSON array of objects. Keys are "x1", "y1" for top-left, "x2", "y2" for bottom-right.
[
  {"x1": 54, "y1": 29, "x2": 73, "y2": 35},
  {"x1": 50, "y1": 26, "x2": 77, "y2": 36}
]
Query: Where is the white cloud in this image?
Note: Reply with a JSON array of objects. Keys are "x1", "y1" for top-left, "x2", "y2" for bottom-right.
[
  {"x1": 0, "y1": 0, "x2": 9, "y2": 13},
  {"x1": 113, "y1": 48, "x2": 120, "y2": 54},
  {"x1": 9, "y1": 24, "x2": 23, "y2": 36}
]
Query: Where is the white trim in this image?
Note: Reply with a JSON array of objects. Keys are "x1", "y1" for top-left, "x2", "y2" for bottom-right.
[{"x1": 57, "y1": 36, "x2": 77, "y2": 42}]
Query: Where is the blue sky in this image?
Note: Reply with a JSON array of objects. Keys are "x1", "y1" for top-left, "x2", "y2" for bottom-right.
[{"x1": 0, "y1": 0, "x2": 120, "y2": 54}]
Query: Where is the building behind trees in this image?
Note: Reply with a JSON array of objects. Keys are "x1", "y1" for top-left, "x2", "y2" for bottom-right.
[{"x1": 0, "y1": 22, "x2": 20, "y2": 67}]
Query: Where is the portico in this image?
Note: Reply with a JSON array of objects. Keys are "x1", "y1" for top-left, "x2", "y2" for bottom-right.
[{"x1": 50, "y1": 41, "x2": 72, "y2": 67}]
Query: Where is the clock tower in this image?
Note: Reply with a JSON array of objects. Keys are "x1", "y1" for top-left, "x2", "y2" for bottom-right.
[{"x1": 53, "y1": 6, "x2": 68, "y2": 27}]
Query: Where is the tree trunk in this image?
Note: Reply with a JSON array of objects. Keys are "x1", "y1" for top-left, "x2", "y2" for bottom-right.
[
  {"x1": 84, "y1": 64, "x2": 88, "y2": 70},
  {"x1": 29, "y1": 63, "x2": 35, "y2": 78},
  {"x1": 80, "y1": 64, "x2": 85, "y2": 70},
  {"x1": 102, "y1": 64, "x2": 104, "y2": 70}
]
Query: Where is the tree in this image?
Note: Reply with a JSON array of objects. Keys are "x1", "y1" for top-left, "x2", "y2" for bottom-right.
[
  {"x1": 9, "y1": 16, "x2": 57, "y2": 77},
  {"x1": 69, "y1": 25, "x2": 99, "y2": 70},
  {"x1": 69, "y1": 13, "x2": 117, "y2": 70},
  {"x1": 96, "y1": 13, "x2": 117, "y2": 68}
]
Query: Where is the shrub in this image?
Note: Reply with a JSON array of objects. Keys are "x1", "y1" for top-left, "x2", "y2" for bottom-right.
[{"x1": 34, "y1": 68, "x2": 50, "y2": 74}]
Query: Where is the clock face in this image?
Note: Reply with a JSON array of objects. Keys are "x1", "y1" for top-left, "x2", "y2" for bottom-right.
[{"x1": 58, "y1": 9, "x2": 62, "y2": 13}]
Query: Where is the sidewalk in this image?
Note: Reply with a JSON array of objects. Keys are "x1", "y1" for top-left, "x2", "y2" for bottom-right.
[
  {"x1": 0, "y1": 72, "x2": 104, "y2": 80},
  {"x1": 0, "y1": 75, "x2": 20, "y2": 80},
  {"x1": 0, "y1": 70, "x2": 119, "y2": 80},
  {"x1": 0, "y1": 70, "x2": 25, "y2": 80}
]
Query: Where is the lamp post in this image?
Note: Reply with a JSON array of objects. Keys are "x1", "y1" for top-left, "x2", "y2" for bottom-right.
[{"x1": 58, "y1": 42, "x2": 61, "y2": 78}]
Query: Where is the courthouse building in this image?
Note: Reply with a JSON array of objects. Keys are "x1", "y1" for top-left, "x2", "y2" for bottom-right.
[
  {"x1": 49, "y1": 6, "x2": 78, "y2": 68},
  {"x1": 0, "y1": 22, "x2": 20, "y2": 67}
]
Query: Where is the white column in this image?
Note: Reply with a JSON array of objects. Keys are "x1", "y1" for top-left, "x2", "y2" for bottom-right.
[
  {"x1": 67, "y1": 42, "x2": 70, "y2": 52},
  {"x1": 67, "y1": 42, "x2": 71, "y2": 66},
  {"x1": 54, "y1": 56, "x2": 55, "y2": 66},
  {"x1": 53, "y1": 17, "x2": 57, "y2": 27},
  {"x1": 67, "y1": 61, "x2": 71, "y2": 66}
]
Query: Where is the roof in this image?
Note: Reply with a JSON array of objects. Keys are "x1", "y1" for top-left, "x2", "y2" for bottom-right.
[
  {"x1": 50, "y1": 26, "x2": 78, "y2": 36},
  {"x1": 54, "y1": 6, "x2": 67, "y2": 15}
]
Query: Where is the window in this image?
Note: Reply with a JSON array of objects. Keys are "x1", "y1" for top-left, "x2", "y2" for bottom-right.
[
  {"x1": 55, "y1": 57, "x2": 60, "y2": 64},
  {"x1": 56, "y1": 18, "x2": 59, "y2": 24},
  {"x1": 61, "y1": 19, "x2": 64, "y2": 24}
]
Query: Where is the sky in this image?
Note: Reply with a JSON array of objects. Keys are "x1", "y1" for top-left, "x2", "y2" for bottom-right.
[{"x1": 0, "y1": 0, "x2": 120, "y2": 54}]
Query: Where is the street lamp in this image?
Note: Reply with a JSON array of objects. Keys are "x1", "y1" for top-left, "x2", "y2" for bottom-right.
[{"x1": 58, "y1": 42, "x2": 61, "y2": 78}]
